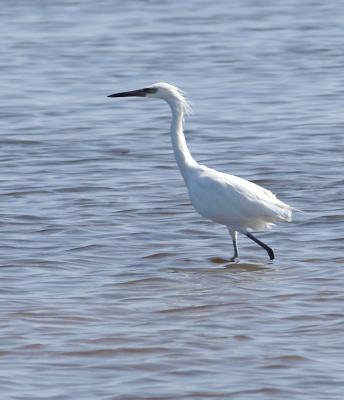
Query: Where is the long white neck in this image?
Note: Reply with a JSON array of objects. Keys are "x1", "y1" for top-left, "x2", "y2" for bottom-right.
[{"x1": 167, "y1": 99, "x2": 197, "y2": 183}]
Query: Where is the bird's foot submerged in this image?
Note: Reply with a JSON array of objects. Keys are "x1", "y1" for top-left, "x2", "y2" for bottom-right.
[{"x1": 227, "y1": 228, "x2": 275, "y2": 261}]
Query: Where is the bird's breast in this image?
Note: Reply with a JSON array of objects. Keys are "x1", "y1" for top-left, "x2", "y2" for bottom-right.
[{"x1": 187, "y1": 175, "x2": 237, "y2": 225}]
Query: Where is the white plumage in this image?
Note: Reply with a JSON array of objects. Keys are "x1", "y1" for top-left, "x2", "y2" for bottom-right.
[
  {"x1": 188, "y1": 165, "x2": 292, "y2": 232},
  {"x1": 108, "y1": 82, "x2": 293, "y2": 261}
]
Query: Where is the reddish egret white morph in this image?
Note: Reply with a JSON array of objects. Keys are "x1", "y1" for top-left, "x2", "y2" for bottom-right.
[{"x1": 108, "y1": 83, "x2": 293, "y2": 261}]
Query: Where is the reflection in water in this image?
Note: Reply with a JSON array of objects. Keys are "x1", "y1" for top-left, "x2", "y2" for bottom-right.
[
  {"x1": 222, "y1": 262, "x2": 272, "y2": 273},
  {"x1": 209, "y1": 257, "x2": 275, "y2": 273}
]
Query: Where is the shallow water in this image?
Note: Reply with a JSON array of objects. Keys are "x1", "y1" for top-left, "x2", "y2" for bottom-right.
[{"x1": 1, "y1": 0, "x2": 344, "y2": 399}]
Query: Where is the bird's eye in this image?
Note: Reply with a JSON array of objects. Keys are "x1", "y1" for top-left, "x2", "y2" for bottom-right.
[{"x1": 143, "y1": 87, "x2": 157, "y2": 94}]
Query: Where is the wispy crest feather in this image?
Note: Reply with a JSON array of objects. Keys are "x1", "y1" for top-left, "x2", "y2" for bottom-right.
[
  {"x1": 174, "y1": 86, "x2": 192, "y2": 116},
  {"x1": 151, "y1": 82, "x2": 192, "y2": 117}
]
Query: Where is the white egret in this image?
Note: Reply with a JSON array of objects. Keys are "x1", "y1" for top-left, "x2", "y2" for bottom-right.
[{"x1": 108, "y1": 83, "x2": 293, "y2": 261}]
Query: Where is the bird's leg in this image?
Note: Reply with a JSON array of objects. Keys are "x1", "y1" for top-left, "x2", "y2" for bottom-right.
[
  {"x1": 228, "y1": 229, "x2": 239, "y2": 261},
  {"x1": 246, "y1": 232, "x2": 275, "y2": 260}
]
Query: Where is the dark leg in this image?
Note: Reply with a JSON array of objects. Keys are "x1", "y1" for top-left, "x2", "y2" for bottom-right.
[
  {"x1": 228, "y1": 228, "x2": 239, "y2": 261},
  {"x1": 246, "y1": 232, "x2": 275, "y2": 260}
]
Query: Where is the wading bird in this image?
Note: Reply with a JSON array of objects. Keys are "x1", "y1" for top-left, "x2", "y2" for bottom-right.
[{"x1": 108, "y1": 83, "x2": 293, "y2": 261}]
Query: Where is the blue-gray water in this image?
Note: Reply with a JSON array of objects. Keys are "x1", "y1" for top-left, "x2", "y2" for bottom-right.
[{"x1": 1, "y1": 1, "x2": 344, "y2": 399}]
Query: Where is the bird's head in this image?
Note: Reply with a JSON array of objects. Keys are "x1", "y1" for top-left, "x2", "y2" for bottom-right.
[{"x1": 108, "y1": 82, "x2": 191, "y2": 114}]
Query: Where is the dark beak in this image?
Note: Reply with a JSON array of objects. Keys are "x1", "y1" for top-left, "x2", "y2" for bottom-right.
[{"x1": 107, "y1": 88, "x2": 148, "y2": 98}]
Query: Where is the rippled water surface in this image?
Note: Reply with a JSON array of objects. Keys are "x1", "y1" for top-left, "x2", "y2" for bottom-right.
[{"x1": 1, "y1": 1, "x2": 344, "y2": 398}]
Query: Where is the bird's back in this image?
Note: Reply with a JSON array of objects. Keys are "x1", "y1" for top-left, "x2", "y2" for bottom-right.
[{"x1": 187, "y1": 164, "x2": 292, "y2": 232}]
